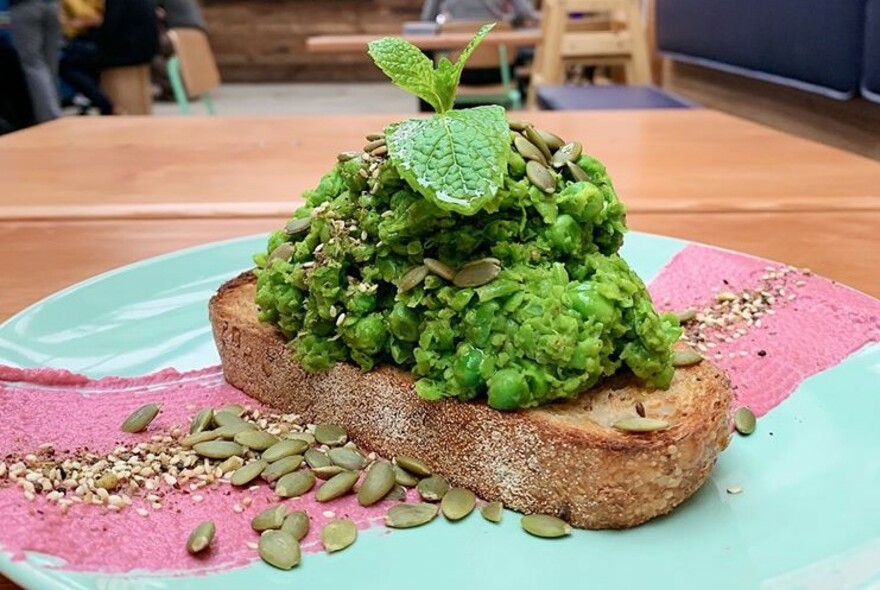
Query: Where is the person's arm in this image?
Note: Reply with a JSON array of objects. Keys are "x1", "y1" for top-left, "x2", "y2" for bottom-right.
[
  {"x1": 510, "y1": 0, "x2": 540, "y2": 22},
  {"x1": 421, "y1": 0, "x2": 440, "y2": 22}
]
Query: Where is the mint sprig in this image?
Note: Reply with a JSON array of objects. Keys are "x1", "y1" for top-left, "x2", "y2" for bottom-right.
[
  {"x1": 367, "y1": 23, "x2": 495, "y2": 114},
  {"x1": 367, "y1": 24, "x2": 510, "y2": 216}
]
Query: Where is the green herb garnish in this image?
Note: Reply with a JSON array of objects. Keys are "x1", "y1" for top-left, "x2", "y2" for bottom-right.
[{"x1": 367, "y1": 24, "x2": 510, "y2": 216}]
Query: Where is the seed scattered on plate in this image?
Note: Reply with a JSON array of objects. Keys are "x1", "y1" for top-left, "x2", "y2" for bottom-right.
[
  {"x1": 726, "y1": 485, "x2": 743, "y2": 495},
  {"x1": 321, "y1": 519, "x2": 357, "y2": 553},
  {"x1": 734, "y1": 407, "x2": 756, "y2": 435},
  {"x1": 251, "y1": 504, "x2": 287, "y2": 532},
  {"x1": 186, "y1": 520, "x2": 215, "y2": 554},
  {"x1": 258, "y1": 530, "x2": 301, "y2": 570},
  {"x1": 121, "y1": 403, "x2": 160, "y2": 433},
  {"x1": 441, "y1": 487, "x2": 476, "y2": 521},
  {"x1": 521, "y1": 514, "x2": 572, "y2": 538},
  {"x1": 417, "y1": 474, "x2": 449, "y2": 502},
  {"x1": 481, "y1": 501, "x2": 503, "y2": 523},
  {"x1": 385, "y1": 503, "x2": 439, "y2": 528}
]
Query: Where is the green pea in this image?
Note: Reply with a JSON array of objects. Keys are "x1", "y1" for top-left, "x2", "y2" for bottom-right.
[
  {"x1": 348, "y1": 313, "x2": 387, "y2": 354},
  {"x1": 488, "y1": 368, "x2": 530, "y2": 410},
  {"x1": 453, "y1": 345, "x2": 485, "y2": 389},
  {"x1": 388, "y1": 303, "x2": 421, "y2": 342},
  {"x1": 568, "y1": 282, "x2": 616, "y2": 324},
  {"x1": 548, "y1": 214, "x2": 581, "y2": 253},
  {"x1": 508, "y1": 150, "x2": 527, "y2": 177}
]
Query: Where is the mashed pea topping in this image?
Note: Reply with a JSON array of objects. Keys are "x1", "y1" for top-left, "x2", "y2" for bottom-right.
[{"x1": 254, "y1": 26, "x2": 681, "y2": 410}]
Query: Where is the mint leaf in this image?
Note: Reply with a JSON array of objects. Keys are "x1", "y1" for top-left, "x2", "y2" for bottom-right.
[
  {"x1": 386, "y1": 106, "x2": 510, "y2": 215},
  {"x1": 368, "y1": 22, "x2": 495, "y2": 113},
  {"x1": 367, "y1": 37, "x2": 446, "y2": 112},
  {"x1": 434, "y1": 23, "x2": 495, "y2": 105}
]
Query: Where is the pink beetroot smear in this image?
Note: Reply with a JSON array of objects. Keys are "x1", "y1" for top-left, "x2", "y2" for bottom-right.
[{"x1": 1, "y1": 243, "x2": 879, "y2": 574}]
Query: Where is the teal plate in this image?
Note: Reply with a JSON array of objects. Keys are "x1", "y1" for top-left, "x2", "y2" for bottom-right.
[{"x1": 1, "y1": 232, "x2": 879, "y2": 590}]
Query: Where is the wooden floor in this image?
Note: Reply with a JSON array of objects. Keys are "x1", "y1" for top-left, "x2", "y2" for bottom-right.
[{"x1": 663, "y1": 61, "x2": 880, "y2": 161}]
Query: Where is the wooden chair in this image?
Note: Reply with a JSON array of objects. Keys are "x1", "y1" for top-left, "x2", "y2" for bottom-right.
[
  {"x1": 527, "y1": 0, "x2": 651, "y2": 108},
  {"x1": 439, "y1": 21, "x2": 523, "y2": 110},
  {"x1": 167, "y1": 28, "x2": 221, "y2": 115},
  {"x1": 100, "y1": 65, "x2": 152, "y2": 115}
]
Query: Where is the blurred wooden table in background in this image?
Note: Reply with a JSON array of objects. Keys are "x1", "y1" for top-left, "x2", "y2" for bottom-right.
[
  {"x1": 1, "y1": 110, "x2": 880, "y2": 588},
  {"x1": 306, "y1": 28, "x2": 542, "y2": 53}
]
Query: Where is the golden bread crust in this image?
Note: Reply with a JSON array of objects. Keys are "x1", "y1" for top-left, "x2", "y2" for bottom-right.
[{"x1": 209, "y1": 272, "x2": 732, "y2": 529}]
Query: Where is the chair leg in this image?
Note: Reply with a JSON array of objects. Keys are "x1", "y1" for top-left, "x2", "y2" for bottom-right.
[
  {"x1": 167, "y1": 57, "x2": 191, "y2": 115},
  {"x1": 203, "y1": 93, "x2": 215, "y2": 115}
]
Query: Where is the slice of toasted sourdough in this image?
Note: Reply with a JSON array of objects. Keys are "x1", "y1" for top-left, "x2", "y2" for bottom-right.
[{"x1": 209, "y1": 272, "x2": 732, "y2": 529}]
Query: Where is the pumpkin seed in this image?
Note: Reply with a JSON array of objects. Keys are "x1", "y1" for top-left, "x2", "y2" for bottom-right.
[
  {"x1": 550, "y1": 142, "x2": 583, "y2": 168},
  {"x1": 252, "y1": 504, "x2": 288, "y2": 532},
  {"x1": 189, "y1": 408, "x2": 214, "y2": 434},
  {"x1": 276, "y1": 470, "x2": 316, "y2": 498},
  {"x1": 508, "y1": 119, "x2": 529, "y2": 131},
  {"x1": 526, "y1": 160, "x2": 556, "y2": 194},
  {"x1": 258, "y1": 530, "x2": 300, "y2": 570},
  {"x1": 186, "y1": 520, "x2": 215, "y2": 554},
  {"x1": 305, "y1": 448, "x2": 332, "y2": 469},
  {"x1": 337, "y1": 150, "x2": 362, "y2": 162},
  {"x1": 481, "y1": 501, "x2": 503, "y2": 523},
  {"x1": 441, "y1": 487, "x2": 476, "y2": 521},
  {"x1": 214, "y1": 421, "x2": 257, "y2": 439},
  {"x1": 218, "y1": 403, "x2": 245, "y2": 416},
  {"x1": 121, "y1": 403, "x2": 160, "y2": 433},
  {"x1": 417, "y1": 474, "x2": 449, "y2": 502},
  {"x1": 453, "y1": 259, "x2": 501, "y2": 288},
  {"x1": 538, "y1": 129, "x2": 565, "y2": 151},
  {"x1": 328, "y1": 447, "x2": 365, "y2": 471},
  {"x1": 365, "y1": 132, "x2": 385, "y2": 141},
  {"x1": 234, "y1": 430, "x2": 279, "y2": 451},
  {"x1": 314, "y1": 423, "x2": 348, "y2": 446},
  {"x1": 513, "y1": 135, "x2": 547, "y2": 165},
  {"x1": 95, "y1": 473, "x2": 119, "y2": 491},
  {"x1": 395, "y1": 456, "x2": 432, "y2": 478},
  {"x1": 315, "y1": 470, "x2": 359, "y2": 502},
  {"x1": 281, "y1": 510, "x2": 310, "y2": 541},
  {"x1": 180, "y1": 430, "x2": 221, "y2": 447},
  {"x1": 385, "y1": 503, "x2": 438, "y2": 528},
  {"x1": 524, "y1": 125, "x2": 552, "y2": 161},
  {"x1": 193, "y1": 441, "x2": 245, "y2": 459},
  {"x1": 371, "y1": 145, "x2": 388, "y2": 157},
  {"x1": 231, "y1": 459, "x2": 268, "y2": 486},
  {"x1": 263, "y1": 439, "x2": 309, "y2": 463},
  {"x1": 267, "y1": 243, "x2": 294, "y2": 264},
  {"x1": 357, "y1": 461, "x2": 395, "y2": 507},
  {"x1": 612, "y1": 417, "x2": 670, "y2": 432},
  {"x1": 384, "y1": 484, "x2": 407, "y2": 501},
  {"x1": 727, "y1": 485, "x2": 743, "y2": 495},
  {"x1": 675, "y1": 308, "x2": 697, "y2": 323},
  {"x1": 284, "y1": 217, "x2": 311, "y2": 237},
  {"x1": 734, "y1": 407, "x2": 756, "y2": 435},
  {"x1": 312, "y1": 465, "x2": 346, "y2": 480},
  {"x1": 394, "y1": 465, "x2": 419, "y2": 487},
  {"x1": 459, "y1": 256, "x2": 502, "y2": 269},
  {"x1": 217, "y1": 455, "x2": 244, "y2": 474},
  {"x1": 213, "y1": 411, "x2": 245, "y2": 428},
  {"x1": 423, "y1": 257, "x2": 456, "y2": 281},
  {"x1": 261, "y1": 455, "x2": 304, "y2": 483},
  {"x1": 521, "y1": 514, "x2": 572, "y2": 538},
  {"x1": 283, "y1": 432, "x2": 316, "y2": 445},
  {"x1": 363, "y1": 138, "x2": 386, "y2": 152},
  {"x1": 673, "y1": 348, "x2": 704, "y2": 367},
  {"x1": 565, "y1": 160, "x2": 590, "y2": 182},
  {"x1": 322, "y1": 519, "x2": 357, "y2": 553},
  {"x1": 399, "y1": 265, "x2": 429, "y2": 293}
]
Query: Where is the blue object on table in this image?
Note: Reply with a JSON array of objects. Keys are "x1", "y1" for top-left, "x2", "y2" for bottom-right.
[
  {"x1": 863, "y1": 0, "x2": 880, "y2": 104},
  {"x1": 536, "y1": 85, "x2": 695, "y2": 110},
  {"x1": 655, "y1": 0, "x2": 865, "y2": 100}
]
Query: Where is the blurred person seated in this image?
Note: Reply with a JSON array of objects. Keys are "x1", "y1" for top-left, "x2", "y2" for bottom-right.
[
  {"x1": 417, "y1": 0, "x2": 539, "y2": 111},
  {"x1": 0, "y1": 22, "x2": 38, "y2": 134},
  {"x1": 421, "y1": 0, "x2": 539, "y2": 28},
  {"x1": 59, "y1": 0, "x2": 117, "y2": 115},
  {"x1": 151, "y1": 0, "x2": 206, "y2": 101}
]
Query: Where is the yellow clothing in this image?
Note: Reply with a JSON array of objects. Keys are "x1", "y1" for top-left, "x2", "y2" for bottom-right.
[{"x1": 61, "y1": 0, "x2": 105, "y2": 39}]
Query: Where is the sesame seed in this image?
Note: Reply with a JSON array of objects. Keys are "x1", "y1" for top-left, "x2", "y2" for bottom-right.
[{"x1": 135, "y1": 508, "x2": 149, "y2": 517}]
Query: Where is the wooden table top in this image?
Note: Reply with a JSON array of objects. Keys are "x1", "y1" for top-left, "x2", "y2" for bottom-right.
[
  {"x1": 2, "y1": 111, "x2": 880, "y2": 221},
  {"x1": 306, "y1": 28, "x2": 542, "y2": 53},
  {"x1": 1, "y1": 109, "x2": 880, "y2": 588}
]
